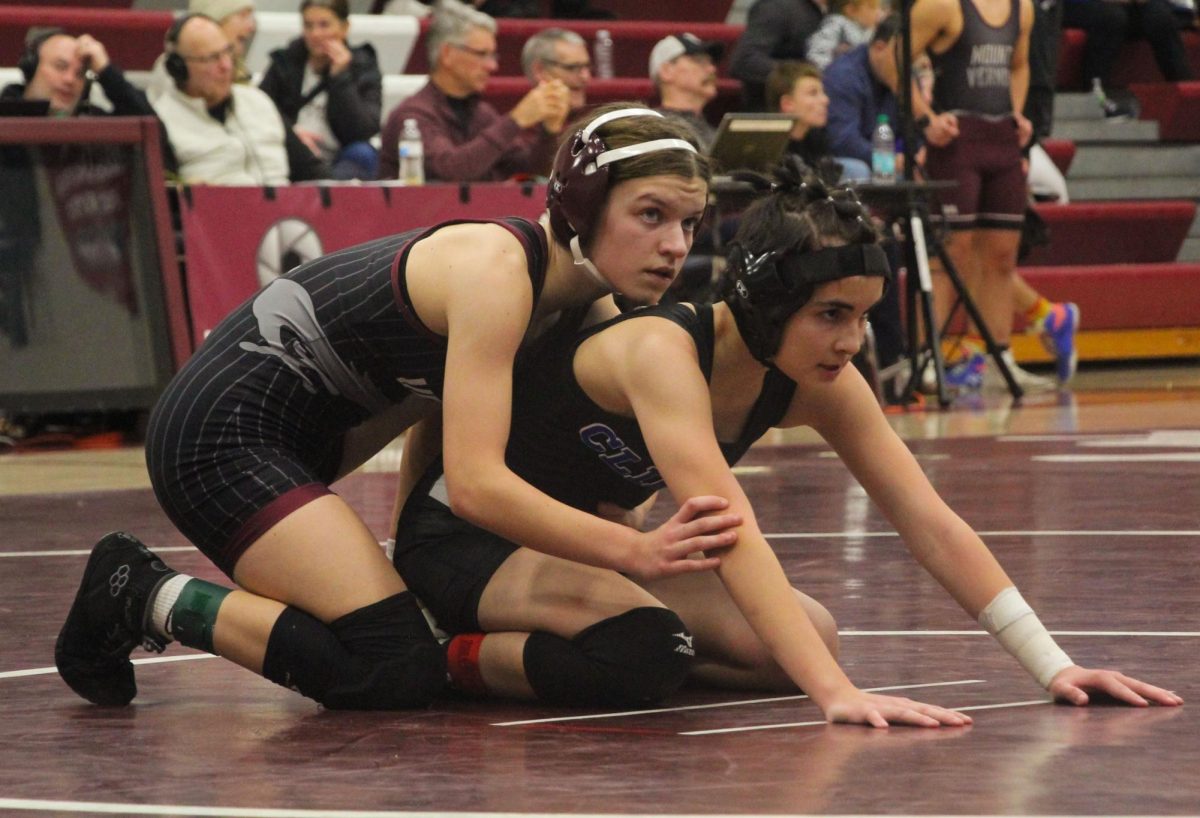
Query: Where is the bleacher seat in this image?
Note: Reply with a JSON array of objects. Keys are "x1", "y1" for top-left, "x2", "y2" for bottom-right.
[
  {"x1": 562, "y1": 0, "x2": 733, "y2": 21},
  {"x1": 0, "y1": 6, "x2": 171, "y2": 71},
  {"x1": 252, "y1": 0, "x2": 375, "y2": 11},
  {"x1": 245, "y1": 11, "x2": 420, "y2": 76},
  {"x1": 56, "y1": 0, "x2": 133, "y2": 7},
  {"x1": 1130, "y1": 82, "x2": 1200, "y2": 142},
  {"x1": 1056, "y1": 28, "x2": 1200, "y2": 90},
  {"x1": 381, "y1": 73, "x2": 429, "y2": 116},
  {"x1": 1019, "y1": 263, "x2": 1200, "y2": 330},
  {"x1": 394, "y1": 0, "x2": 733, "y2": 22},
  {"x1": 1020, "y1": 201, "x2": 1196, "y2": 266},
  {"x1": 1040, "y1": 138, "x2": 1076, "y2": 176}
]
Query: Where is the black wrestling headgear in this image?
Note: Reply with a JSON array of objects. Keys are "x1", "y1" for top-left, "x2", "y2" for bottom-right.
[{"x1": 724, "y1": 240, "x2": 891, "y2": 364}]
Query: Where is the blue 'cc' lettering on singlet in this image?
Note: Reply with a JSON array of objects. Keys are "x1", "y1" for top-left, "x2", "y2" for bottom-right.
[{"x1": 579, "y1": 423, "x2": 664, "y2": 490}]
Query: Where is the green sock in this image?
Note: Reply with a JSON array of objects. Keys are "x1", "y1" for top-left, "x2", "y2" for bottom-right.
[{"x1": 170, "y1": 579, "x2": 232, "y2": 653}]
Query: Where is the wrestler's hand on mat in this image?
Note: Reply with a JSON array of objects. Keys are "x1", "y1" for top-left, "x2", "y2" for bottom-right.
[
  {"x1": 1048, "y1": 666, "x2": 1184, "y2": 707},
  {"x1": 628, "y1": 496, "x2": 738, "y2": 581},
  {"x1": 824, "y1": 690, "x2": 973, "y2": 729}
]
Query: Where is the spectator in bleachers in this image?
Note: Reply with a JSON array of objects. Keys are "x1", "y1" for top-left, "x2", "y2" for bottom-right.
[
  {"x1": 1, "y1": 27, "x2": 158, "y2": 359},
  {"x1": 1063, "y1": 0, "x2": 1193, "y2": 118},
  {"x1": 2, "y1": 27, "x2": 155, "y2": 117},
  {"x1": 522, "y1": 28, "x2": 591, "y2": 112},
  {"x1": 1022, "y1": 0, "x2": 1072, "y2": 208},
  {"x1": 806, "y1": 0, "x2": 883, "y2": 71},
  {"x1": 766, "y1": 61, "x2": 841, "y2": 174},
  {"x1": 649, "y1": 33, "x2": 725, "y2": 150},
  {"x1": 1024, "y1": 0, "x2": 1063, "y2": 137},
  {"x1": 825, "y1": 18, "x2": 918, "y2": 180},
  {"x1": 195, "y1": 0, "x2": 259, "y2": 84},
  {"x1": 378, "y1": 0, "x2": 568, "y2": 181},
  {"x1": 152, "y1": 14, "x2": 327, "y2": 185},
  {"x1": 258, "y1": 0, "x2": 382, "y2": 180},
  {"x1": 521, "y1": 28, "x2": 592, "y2": 176},
  {"x1": 822, "y1": 17, "x2": 959, "y2": 175},
  {"x1": 148, "y1": 0, "x2": 258, "y2": 101},
  {"x1": 730, "y1": 0, "x2": 827, "y2": 111}
]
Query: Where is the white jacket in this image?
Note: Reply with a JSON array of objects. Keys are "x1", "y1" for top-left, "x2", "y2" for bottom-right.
[{"x1": 153, "y1": 83, "x2": 290, "y2": 186}]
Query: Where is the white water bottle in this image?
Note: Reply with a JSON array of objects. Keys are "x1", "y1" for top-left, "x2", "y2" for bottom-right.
[
  {"x1": 398, "y1": 117, "x2": 425, "y2": 186},
  {"x1": 593, "y1": 29, "x2": 614, "y2": 79},
  {"x1": 871, "y1": 113, "x2": 895, "y2": 183}
]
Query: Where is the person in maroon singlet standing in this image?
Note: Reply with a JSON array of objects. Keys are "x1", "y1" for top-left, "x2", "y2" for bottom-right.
[{"x1": 910, "y1": 0, "x2": 1056, "y2": 392}]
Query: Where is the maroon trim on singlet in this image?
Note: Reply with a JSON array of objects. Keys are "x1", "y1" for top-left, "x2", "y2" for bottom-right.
[
  {"x1": 390, "y1": 226, "x2": 447, "y2": 345},
  {"x1": 493, "y1": 218, "x2": 550, "y2": 307},
  {"x1": 217, "y1": 482, "x2": 334, "y2": 574},
  {"x1": 388, "y1": 218, "x2": 550, "y2": 341}
]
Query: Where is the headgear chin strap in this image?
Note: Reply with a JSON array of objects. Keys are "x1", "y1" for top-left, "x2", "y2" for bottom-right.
[
  {"x1": 724, "y1": 242, "x2": 892, "y2": 364},
  {"x1": 547, "y1": 107, "x2": 698, "y2": 294}
]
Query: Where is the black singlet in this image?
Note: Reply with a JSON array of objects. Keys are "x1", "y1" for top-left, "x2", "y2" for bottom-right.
[
  {"x1": 144, "y1": 217, "x2": 547, "y2": 573},
  {"x1": 503, "y1": 302, "x2": 797, "y2": 511}
]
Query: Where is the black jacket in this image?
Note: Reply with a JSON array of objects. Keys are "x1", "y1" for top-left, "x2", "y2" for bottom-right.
[
  {"x1": 258, "y1": 37, "x2": 382, "y2": 145},
  {"x1": 729, "y1": 0, "x2": 825, "y2": 111},
  {"x1": 1, "y1": 63, "x2": 156, "y2": 118}
]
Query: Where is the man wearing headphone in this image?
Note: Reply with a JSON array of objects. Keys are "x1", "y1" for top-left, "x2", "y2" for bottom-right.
[
  {"x1": 150, "y1": 13, "x2": 325, "y2": 184},
  {"x1": 1, "y1": 27, "x2": 155, "y2": 117}
]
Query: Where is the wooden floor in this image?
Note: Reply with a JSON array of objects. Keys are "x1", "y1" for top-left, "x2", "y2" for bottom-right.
[{"x1": 1, "y1": 360, "x2": 1198, "y2": 818}]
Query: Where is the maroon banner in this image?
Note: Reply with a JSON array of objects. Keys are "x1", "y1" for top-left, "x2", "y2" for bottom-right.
[
  {"x1": 44, "y1": 144, "x2": 137, "y2": 315},
  {"x1": 178, "y1": 182, "x2": 547, "y2": 345}
]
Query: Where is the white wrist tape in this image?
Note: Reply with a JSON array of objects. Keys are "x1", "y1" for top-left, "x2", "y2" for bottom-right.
[
  {"x1": 383, "y1": 537, "x2": 396, "y2": 561},
  {"x1": 978, "y1": 586, "x2": 1074, "y2": 689}
]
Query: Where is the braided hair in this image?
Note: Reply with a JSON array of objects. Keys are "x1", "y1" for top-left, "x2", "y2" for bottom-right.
[{"x1": 720, "y1": 156, "x2": 890, "y2": 363}]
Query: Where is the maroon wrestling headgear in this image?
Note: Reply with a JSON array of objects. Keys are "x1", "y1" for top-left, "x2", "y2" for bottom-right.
[{"x1": 546, "y1": 107, "x2": 698, "y2": 290}]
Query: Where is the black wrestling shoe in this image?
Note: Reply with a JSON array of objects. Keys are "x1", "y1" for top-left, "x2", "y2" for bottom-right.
[{"x1": 55, "y1": 532, "x2": 177, "y2": 705}]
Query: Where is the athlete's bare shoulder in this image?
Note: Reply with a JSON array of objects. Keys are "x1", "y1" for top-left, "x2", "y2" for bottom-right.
[
  {"x1": 412, "y1": 222, "x2": 529, "y2": 276},
  {"x1": 405, "y1": 222, "x2": 536, "y2": 336},
  {"x1": 912, "y1": 0, "x2": 962, "y2": 40}
]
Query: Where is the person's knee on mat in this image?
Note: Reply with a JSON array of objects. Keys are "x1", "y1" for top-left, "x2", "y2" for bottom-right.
[
  {"x1": 262, "y1": 592, "x2": 446, "y2": 710},
  {"x1": 523, "y1": 607, "x2": 694, "y2": 707}
]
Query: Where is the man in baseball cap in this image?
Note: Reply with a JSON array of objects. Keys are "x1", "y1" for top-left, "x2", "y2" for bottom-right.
[{"x1": 648, "y1": 33, "x2": 724, "y2": 150}]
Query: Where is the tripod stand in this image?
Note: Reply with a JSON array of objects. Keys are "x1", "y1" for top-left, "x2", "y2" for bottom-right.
[{"x1": 855, "y1": 182, "x2": 1022, "y2": 406}]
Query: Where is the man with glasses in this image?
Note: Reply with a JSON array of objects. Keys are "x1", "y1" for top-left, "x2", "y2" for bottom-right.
[
  {"x1": 151, "y1": 14, "x2": 325, "y2": 184},
  {"x1": 519, "y1": 27, "x2": 591, "y2": 176},
  {"x1": 522, "y1": 28, "x2": 591, "y2": 112},
  {"x1": 379, "y1": 0, "x2": 568, "y2": 182}
]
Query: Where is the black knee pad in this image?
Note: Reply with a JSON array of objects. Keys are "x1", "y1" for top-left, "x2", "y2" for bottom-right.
[
  {"x1": 523, "y1": 607, "x2": 694, "y2": 708},
  {"x1": 262, "y1": 592, "x2": 447, "y2": 710}
]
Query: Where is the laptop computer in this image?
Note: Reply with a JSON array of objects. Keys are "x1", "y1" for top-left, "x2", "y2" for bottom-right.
[
  {"x1": 707, "y1": 113, "x2": 794, "y2": 175},
  {"x1": 0, "y1": 98, "x2": 52, "y2": 117}
]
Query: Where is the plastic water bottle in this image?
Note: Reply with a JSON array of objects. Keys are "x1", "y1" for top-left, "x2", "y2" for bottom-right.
[
  {"x1": 593, "y1": 29, "x2": 614, "y2": 80},
  {"x1": 871, "y1": 113, "x2": 895, "y2": 183},
  {"x1": 398, "y1": 117, "x2": 424, "y2": 186}
]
